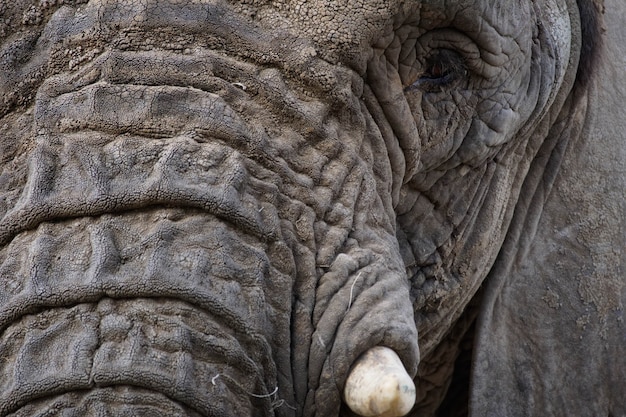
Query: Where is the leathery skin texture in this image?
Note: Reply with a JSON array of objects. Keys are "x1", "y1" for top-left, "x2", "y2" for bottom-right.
[{"x1": 1, "y1": 0, "x2": 623, "y2": 416}]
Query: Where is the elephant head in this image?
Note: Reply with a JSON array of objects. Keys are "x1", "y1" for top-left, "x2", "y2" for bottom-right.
[{"x1": 1, "y1": 0, "x2": 622, "y2": 416}]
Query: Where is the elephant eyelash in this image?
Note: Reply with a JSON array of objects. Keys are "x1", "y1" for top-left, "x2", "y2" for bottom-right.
[{"x1": 404, "y1": 49, "x2": 467, "y2": 93}]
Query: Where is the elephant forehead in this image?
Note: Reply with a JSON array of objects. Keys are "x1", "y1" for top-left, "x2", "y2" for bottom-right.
[{"x1": 251, "y1": 0, "x2": 406, "y2": 41}]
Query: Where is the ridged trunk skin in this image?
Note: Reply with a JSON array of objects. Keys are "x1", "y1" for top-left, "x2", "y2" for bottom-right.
[
  {"x1": 0, "y1": 1, "x2": 419, "y2": 416},
  {"x1": 0, "y1": 211, "x2": 284, "y2": 416}
]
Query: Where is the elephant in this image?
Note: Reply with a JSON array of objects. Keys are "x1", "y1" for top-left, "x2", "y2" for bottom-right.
[{"x1": 0, "y1": 0, "x2": 624, "y2": 415}]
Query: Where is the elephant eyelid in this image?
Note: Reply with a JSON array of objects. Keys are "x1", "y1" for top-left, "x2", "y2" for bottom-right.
[
  {"x1": 406, "y1": 70, "x2": 458, "y2": 90},
  {"x1": 404, "y1": 49, "x2": 467, "y2": 93}
]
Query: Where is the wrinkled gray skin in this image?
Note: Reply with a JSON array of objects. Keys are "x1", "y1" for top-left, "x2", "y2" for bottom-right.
[{"x1": 0, "y1": 0, "x2": 623, "y2": 416}]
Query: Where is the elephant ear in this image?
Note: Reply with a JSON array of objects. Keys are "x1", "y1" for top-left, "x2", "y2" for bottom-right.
[{"x1": 471, "y1": 1, "x2": 626, "y2": 416}]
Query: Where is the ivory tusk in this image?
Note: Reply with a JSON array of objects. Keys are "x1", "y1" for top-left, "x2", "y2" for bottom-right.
[{"x1": 343, "y1": 346, "x2": 416, "y2": 417}]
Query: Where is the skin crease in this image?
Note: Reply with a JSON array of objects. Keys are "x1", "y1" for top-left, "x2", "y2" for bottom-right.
[{"x1": 0, "y1": 0, "x2": 623, "y2": 416}]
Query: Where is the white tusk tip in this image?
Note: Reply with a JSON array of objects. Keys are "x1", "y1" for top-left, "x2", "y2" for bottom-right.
[{"x1": 344, "y1": 346, "x2": 416, "y2": 417}]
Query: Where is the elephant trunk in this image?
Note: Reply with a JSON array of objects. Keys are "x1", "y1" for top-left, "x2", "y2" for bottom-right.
[
  {"x1": 0, "y1": 210, "x2": 282, "y2": 416},
  {"x1": 0, "y1": 2, "x2": 419, "y2": 416}
]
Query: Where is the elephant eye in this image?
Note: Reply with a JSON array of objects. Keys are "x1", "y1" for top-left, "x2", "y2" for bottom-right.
[{"x1": 405, "y1": 49, "x2": 466, "y2": 93}]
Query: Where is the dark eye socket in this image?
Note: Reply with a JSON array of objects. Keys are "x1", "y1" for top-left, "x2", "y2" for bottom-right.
[{"x1": 405, "y1": 49, "x2": 466, "y2": 93}]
